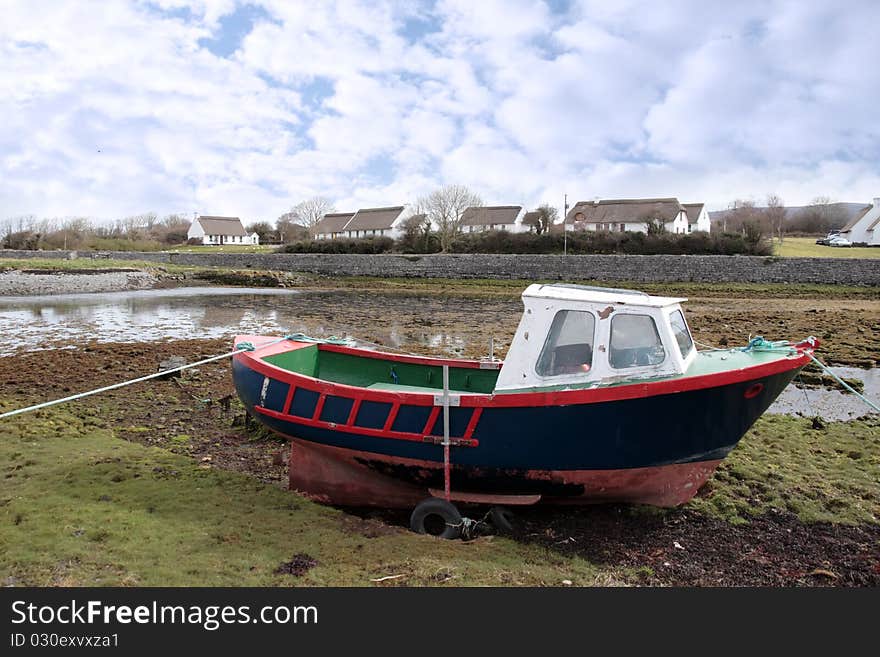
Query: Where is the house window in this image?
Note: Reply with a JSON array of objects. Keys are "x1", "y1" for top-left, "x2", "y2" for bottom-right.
[
  {"x1": 669, "y1": 310, "x2": 694, "y2": 358},
  {"x1": 536, "y1": 310, "x2": 596, "y2": 377},
  {"x1": 609, "y1": 314, "x2": 666, "y2": 369},
  {"x1": 619, "y1": 223, "x2": 625, "y2": 232}
]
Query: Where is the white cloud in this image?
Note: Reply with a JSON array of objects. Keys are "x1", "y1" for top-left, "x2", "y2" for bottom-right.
[{"x1": 0, "y1": 0, "x2": 878, "y2": 224}]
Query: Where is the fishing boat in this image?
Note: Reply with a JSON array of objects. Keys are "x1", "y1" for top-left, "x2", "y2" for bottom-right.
[{"x1": 232, "y1": 284, "x2": 817, "y2": 535}]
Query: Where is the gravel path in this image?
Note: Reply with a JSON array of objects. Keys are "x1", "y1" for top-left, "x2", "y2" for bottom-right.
[{"x1": 0, "y1": 269, "x2": 158, "y2": 296}]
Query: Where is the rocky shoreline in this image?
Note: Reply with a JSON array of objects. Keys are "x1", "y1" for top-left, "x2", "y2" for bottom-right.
[{"x1": 0, "y1": 268, "x2": 159, "y2": 296}]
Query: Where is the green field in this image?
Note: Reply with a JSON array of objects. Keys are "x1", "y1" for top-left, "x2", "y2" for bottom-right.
[
  {"x1": 169, "y1": 244, "x2": 278, "y2": 253},
  {"x1": 773, "y1": 237, "x2": 880, "y2": 258}
]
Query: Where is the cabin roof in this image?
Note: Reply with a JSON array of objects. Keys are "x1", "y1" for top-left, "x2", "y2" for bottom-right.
[{"x1": 523, "y1": 283, "x2": 686, "y2": 308}]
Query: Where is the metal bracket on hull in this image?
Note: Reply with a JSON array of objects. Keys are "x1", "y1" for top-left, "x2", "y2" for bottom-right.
[
  {"x1": 428, "y1": 488, "x2": 541, "y2": 506},
  {"x1": 432, "y1": 393, "x2": 461, "y2": 406},
  {"x1": 422, "y1": 435, "x2": 476, "y2": 448}
]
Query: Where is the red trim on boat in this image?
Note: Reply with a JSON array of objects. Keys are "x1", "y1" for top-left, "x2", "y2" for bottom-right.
[
  {"x1": 253, "y1": 404, "x2": 480, "y2": 447},
  {"x1": 743, "y1": 382, "x2": 765, "y2": 399},
  {"x1": 382, "y1": 403, "x2": 399, "y2": 432},
  {"x1": 423, "y1": 406, "x2": 440, "y2": 433},
  {"x1": 312, "y1": 393, "x2": 326, "y2": 421},
  {"x1": 282, "y1": 385, "x2": 296, "y2": 414},
  {"x1": 464, "y1": 407, "x2": 483, "y2": 439},
  {"x1": 346, "y1": 398, "x2": 361, "y2": 426},
  {"x1": 319, "y1": 342, "x2": 502, "y2": 370}
]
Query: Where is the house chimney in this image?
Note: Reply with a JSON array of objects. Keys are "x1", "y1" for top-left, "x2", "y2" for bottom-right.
[{"x1": 874, "y1": 197, "x2": 880, "y2": 208}]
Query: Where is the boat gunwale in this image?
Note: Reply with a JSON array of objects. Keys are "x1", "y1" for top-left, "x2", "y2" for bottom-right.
[{"x1": 234, "y1": 338, "x2": 813, "y2": 409}]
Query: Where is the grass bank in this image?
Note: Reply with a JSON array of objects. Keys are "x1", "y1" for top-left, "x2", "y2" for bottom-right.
[
  {"x1": 0, "y1": 405, "x2": 610, "y2": 587},
  {"x1": 774, "y1": 237, "x2": 880, "y2": 259}
]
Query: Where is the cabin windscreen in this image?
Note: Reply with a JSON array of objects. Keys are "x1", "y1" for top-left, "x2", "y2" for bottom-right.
[
  {"x1": 669, "y1": 310, "x2": 694, "y2": 358},
  {"x1": 536, "y1": 310, "x2": 596, "y2": 376},
  {"x1": 609, "y1": 314, "x2": 666, "y2": 369}
]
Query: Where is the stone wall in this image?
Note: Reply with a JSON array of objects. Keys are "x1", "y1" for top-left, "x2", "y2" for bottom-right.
[{"x1": 2, "y1": 249, "x2": 878, "y2": 285}]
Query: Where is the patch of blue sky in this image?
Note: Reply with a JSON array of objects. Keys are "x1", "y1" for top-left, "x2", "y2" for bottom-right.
[
  {"x1": 299, "y1": 77, "x2": 335, "y2": 109},
  {"x1": 400, "y1": 11, "x2": 444, "y2": 43},
  {"x1": 10, "y1": 40, "x2": 48, "y2": 51},
  {"x1": 544, "y1": 0, "x2": 574, "y2": 15},
  {"x1": 142, "y1": 2, "x2": 194, "y2": 22},
  {"x1": 742, "y1": 18, "x2": 768, "y2": 43},
  {"x1": 530, "y1": 31, "x2": 568, "y2": 59},
  {"x1": 198, "y1": 4, "x2": 275, "y2": 58},
  {"x1": 361, "y1": 155, "x2": 397, "y2": 184}
]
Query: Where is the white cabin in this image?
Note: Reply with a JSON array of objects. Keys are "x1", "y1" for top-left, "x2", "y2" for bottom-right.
[{"x1": 495, "y1": 284, "x2": 696, "y2": 391}]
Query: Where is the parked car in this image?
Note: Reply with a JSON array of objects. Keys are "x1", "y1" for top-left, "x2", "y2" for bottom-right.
[
  {"x1": 828, "y1": 236, "x2": 852, "y2": 247},
  {"x1": 816, "y1": 231, "x2": 842, "y2": 245}
]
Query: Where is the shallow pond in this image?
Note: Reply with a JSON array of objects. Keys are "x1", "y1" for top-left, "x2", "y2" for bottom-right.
[{"x1": 0, "y1": 286, "x2": 876, "y2": 420}]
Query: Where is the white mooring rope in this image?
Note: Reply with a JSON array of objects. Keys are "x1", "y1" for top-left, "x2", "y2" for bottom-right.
[{"x1": 0, "y1": 337, "x2": 287, "y2": 421}]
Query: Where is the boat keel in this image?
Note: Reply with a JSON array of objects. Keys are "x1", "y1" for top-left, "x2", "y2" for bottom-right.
[{"x1": 288, "y1": 438, "x2": 722, "y2": 508}]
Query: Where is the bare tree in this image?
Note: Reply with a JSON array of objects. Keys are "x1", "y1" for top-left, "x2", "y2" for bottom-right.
[
  {"x1": 247, "y1": 221, "x2": 275, "y2": 243},
  {"x1": 765, "y1": 194, "x2": 786, "y2": 243},
  {"x1": 725, "y1": 199, "x2": 768, "y2": 235},
  {"x1": 524, "y1": 204, "x2": 558, "y2": 234},
  {"x1": 418, "y1": 184, "x2": 482, "y2": 251},
  {"x1": 275, "y1": 212, "x2": 310, "y2": 243},
  {"x1": 287, "y1": 197, "x2": 335, "y2": 236},
  {"x1": 398, "y1": 212, "x2": 435, "y2": 252},
  {"x1": 789, "y1": 196, "x2": 850, "y2": 235}
]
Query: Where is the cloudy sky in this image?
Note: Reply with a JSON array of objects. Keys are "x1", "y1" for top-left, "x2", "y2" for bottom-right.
[{"x1": 2, "y1": 0, "x2": 879, "y2": 223}]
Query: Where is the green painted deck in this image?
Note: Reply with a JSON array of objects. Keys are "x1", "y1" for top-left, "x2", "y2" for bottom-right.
[{"x1": 263, "y1": 346, "x2": 499, "y2": 394}]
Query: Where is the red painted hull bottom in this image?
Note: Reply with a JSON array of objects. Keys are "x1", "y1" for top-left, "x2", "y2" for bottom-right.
[{"x1": 288, "y1": 439, "x2": 722, "y2": 509}]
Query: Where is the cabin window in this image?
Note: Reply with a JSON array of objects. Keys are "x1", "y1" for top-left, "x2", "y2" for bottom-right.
[
  {"x1": 609, "y1": 314, "x2": 666, "y2": 369},
  {"x1": 536, "y1": 310, "x2": 596, "y2": 377},
  {"x1": 669, "y1": 310, "x2": 694, "y2": 358}
]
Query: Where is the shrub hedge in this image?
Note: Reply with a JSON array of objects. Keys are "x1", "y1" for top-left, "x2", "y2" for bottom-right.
[{"x1": 276, "y1": 230, "x2": 770, "y2": 256}]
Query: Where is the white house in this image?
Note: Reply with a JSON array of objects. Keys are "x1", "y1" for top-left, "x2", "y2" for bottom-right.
[
  {"x1": 315, "y1": 206, "x2": 411, "y2": 240},
  {"x1": 314, "y1": 212, "x2": 355, "y2": 240},
  {"x1": 459, "y1": 206, "x2": 527, "y2": 233},
  {"x1": 683, "y1": 203, "x2": 711, "y2": 233},
  {"x1": 840, "y1": 198, "x2": 880, "y2": 245},
  {"x1": 344, "y1": 206, "x2": 411, "y2": 239},
  {"x1": 562, "y1": 198, "x2": 709, "y2": 234},
  {"x1": 187, "y1": 216, "x2": 259, "y2": 245}
]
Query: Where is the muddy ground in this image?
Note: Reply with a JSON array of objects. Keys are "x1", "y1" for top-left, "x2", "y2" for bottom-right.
[{"x1": 2, "y1": 335, "x2": 878, "y2": 587}]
